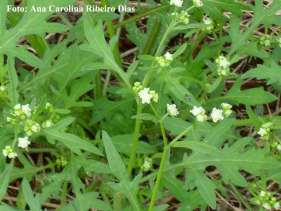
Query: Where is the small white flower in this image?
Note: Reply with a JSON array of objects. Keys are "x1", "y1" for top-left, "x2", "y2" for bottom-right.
[
  {"x1": 193, "y1": 0, "x2": 203, "y2": 7},
  {"x1": 138, "y1": 88, "x2": 152, "y2": 104},
  {"x1": 18, "y1": 136, "x2": 31, "y2": 149},
  {"x1": 190, "y1": 106, "x2": 208, "y2": 122},
  {"x1": 156, "y1": 52, "x2": 173, "y2": 67},
  {"x1": 190, "y1": 106, "x2": 204, "y2": 116},
  {"x1": 170, "y1": 0, "x2": 183, "y2": 7},
  {"x1": 164, "y1": 52, "x2": 173, "y2": 61},
  {"x1": 13, "y1": 104, "x2": 32, "y2": 119},
  {"x1": 257, "y1": 128, "x2": 267, "y2": 137},
  {"x1": 257, "y1": 124, "x2": 271, "y2": 140},
  {"x1": 203, "y1": 16, "x2": 214, "y2": 31},
  {"x1": 2, "y1": 145, "x2": 17, "y2": 159},
  {"x1": 138, "y1": 88, "x2": 158, "y2": 104},
  {"x1": 215, "y1": 55, "x2": 230, "y2": 76},
  {"x1": 210, "y1": 108, "x2": 224, "y2": 123},
  {"x1": 262, "y1": 202, "x2": 271, "y2": 210},
  {"x1": 215, "y1": 55, "x2": 230, "y2": 69},
  {"x1": 167, "y1": 104, "x2": 179, "y2": 116},
  {"x1": 21, "y1": 104, "x2": 32, "y2": 117},
  {"x1": 196, "y1": 114, "x2": 208, "y2": 122}
]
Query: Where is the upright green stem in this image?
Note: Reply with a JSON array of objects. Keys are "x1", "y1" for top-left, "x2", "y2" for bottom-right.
[
  {"x1": 148, "y1": 121, "x2": 168, "y2": 211},
  {"x1": 127, "y1": 101, "x2": 143, "y2": 176}
]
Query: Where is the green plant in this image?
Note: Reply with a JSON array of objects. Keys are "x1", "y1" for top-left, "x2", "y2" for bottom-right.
[{"x1": 0, "y1": 0, "x2": 281, "y2": 210}]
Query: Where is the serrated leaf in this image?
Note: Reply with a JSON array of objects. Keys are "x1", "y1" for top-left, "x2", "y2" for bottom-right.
[
  {"x1": 102, "y1": 131, "x2": 128, "y2": 181},
  {"x1": 204, "y1": 118, "x2": 235, "y2": 147},
  {"x1": 171, "y1": 139, "x2": 281, "y2": 205},
  {"x1": 0, "y1": 0, "x2": 72, "y2": 66},
  {"x1": 22, "y1": 179, "x2": 42, "y2": 211},
  {"x1": 242, "y1": 64, "x2": 281, "y2": 90},
  {"x1": 192, "y1": 170, "x2": 216, "y2": 209},
  {"x1": 61, "y1": 192, "x2": 111, "y2": 211},
  {"x1": 83, "y1": 15, "x2": 129, "y2": 86},
  {"x1": 209, "y1": 80, "x2": 277, "y2": 105},
  {"x1": 44, "y1": 129, "x2": 103, "y2": 156},
  {"x1": 0, "y1": 204, "x2": 17, "y2": 211},
  {"x1": 102, "y1": 131, "x2": 141, "y2": 211},
  {"x1": 0, "y1": 163, "x2": 13, "y2": 200},
  {"x1": 163, "y1": 117, "x2": 191, "y2": 135}
]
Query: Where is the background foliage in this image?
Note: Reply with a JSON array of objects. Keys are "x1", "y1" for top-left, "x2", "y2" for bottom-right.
[{"x1": 0, "y1": 0, "x2": 281, "y2": 210}]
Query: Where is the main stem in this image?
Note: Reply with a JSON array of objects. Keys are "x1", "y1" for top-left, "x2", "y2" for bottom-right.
[
  {"x1": 127, "y1": 101, "x2": 142, "y2": 176},
  {"x1": 148, "y1": 121, "x2": 168, "y2": 211}
]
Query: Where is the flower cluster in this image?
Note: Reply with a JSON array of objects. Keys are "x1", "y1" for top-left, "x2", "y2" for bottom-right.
[
  {"x1": 210, "y1": 107, "x2": 224, "y2": 123},
  {"x1": 253, "y1": 190, "x2": 280, "y2": 210},
  {"x1": 190, "y1": 103, "x2": 232, "y2": 123},
  {"x1": 171, "y1": 11, "x2": 190, "y2": 25},
  {"x1": 56, "y1": 156, "x2": 68, "y2": 167},
  {"x1": 167, "y1": 104, "x2": 179, "y2": 117},
  {"x1": 193, "y1": 0, "x2": 203, "y2": 7},
  {"x1": 259, "y1": 35, "x2": 272, "y2": 47},
  {"x1": 203, "y1": 16, "x2": 214, "y2": 32},
  {"x1": 142, "y1": 157, "x2": 153, "y2": 172},
  {"x1": 3, "y1": 102, "x2": 57, "y2": 159},
  {"x1": 271, "y1": 141, "x2": 281, "y2": 152},
  {"x1": 138, "y1": 88, "x2": 158, "y2": 104},
  {"x1": 8, "y1": 104, "x2": 32, "y2": 121},
  {"x1": 2, "y1": 146, "x2": 17, "y2": 159},
  {"x1": 215, "y1": 55, "x2": 230, "y2": 76},
  {"x1": 257, "y1": 122, "x2": 272, "y2": 140},
  {"x1": 133, "y1": 82, "x2": 159, "y2": 105},
  {"x1": 190, "y1": 106, "x2": 208, "y2": 122},
  {"x1": 24, "y1": 119, "x2": 41, "y2": 136},
  {"x1": 170, "y1": 0, "x2": 183, "y2": 7},
  {"x1": 18, "y1": 136, "x2": 31, "y2": 149},
  {"x1": 156, "y1": 52, "x2": 173, "y2": 67}
]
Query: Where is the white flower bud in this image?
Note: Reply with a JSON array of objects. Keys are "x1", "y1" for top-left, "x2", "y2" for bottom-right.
[
  {"x1": 138, "y1": 88, "x2": 152, "y2": 104},
  {"x1": 190, "y1": 106, "x2": 208, "y2": 122},
  {"x1": 18, "y1": 136, "x2": 31, "y2": 149},
  {"x1": 170, "y1": 0, "x2": 183, "y2": 7},
  {"x1": 167, "y1": 104, "x2": 179, "y2": 116},
  {"x1": 193, "y1": 0, "x2": 203, "y2": 7},
  {"x1": 210, "y1": 108, "x2": 224, "y2": 123},
  {"x1": 2, "y1": 145, "x2": 17, "y2": 159}
]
